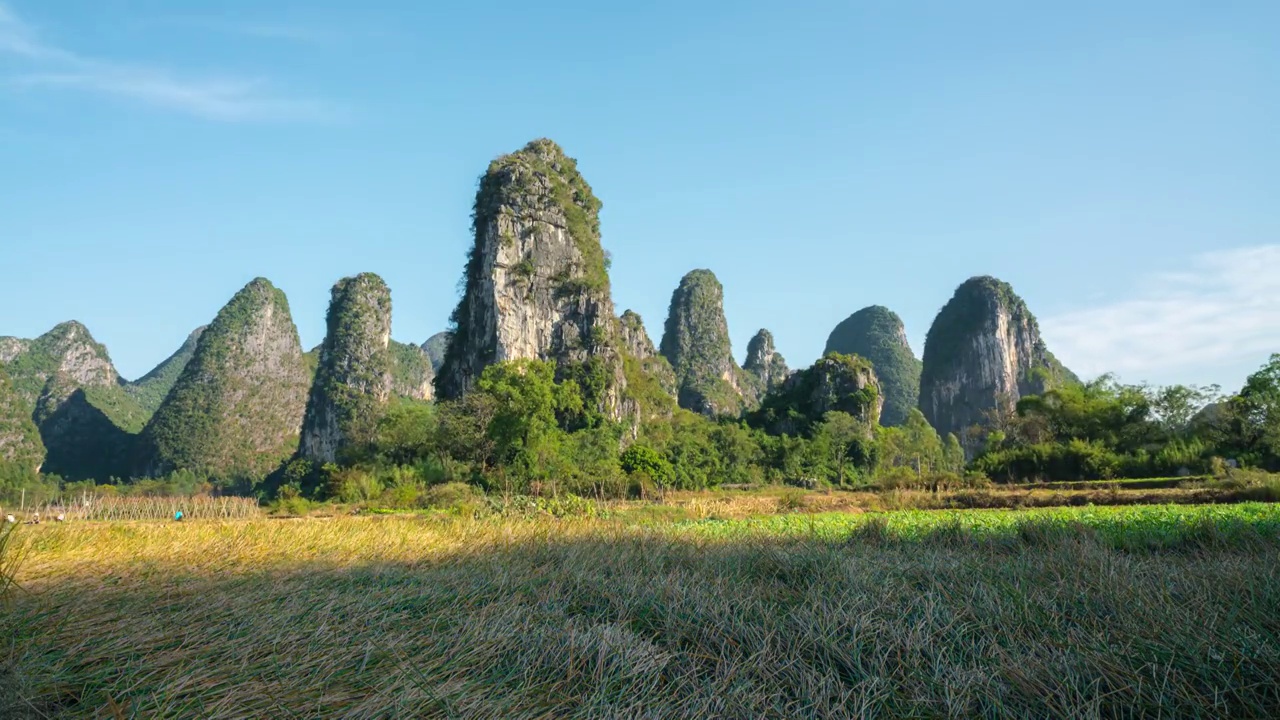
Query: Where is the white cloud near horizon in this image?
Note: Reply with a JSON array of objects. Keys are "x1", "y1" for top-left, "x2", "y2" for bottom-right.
[
  {"x1": 0, "y1": 3, "x2": 338, "y2": 122},
  {"x1": 1041, "y1": 245, "x2": 1280, "y2": 386}
]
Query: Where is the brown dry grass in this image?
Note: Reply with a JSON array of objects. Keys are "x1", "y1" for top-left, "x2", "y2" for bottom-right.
[{"x1": 2, "y1": 510, "x2": 1279, "y2": 718}]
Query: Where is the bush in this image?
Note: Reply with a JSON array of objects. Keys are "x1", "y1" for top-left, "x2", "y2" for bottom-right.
[
  {"x1": 424, "y1": 482, "x2": 484, "y2": 513},
  {"x1": 777, "y1": 489, "x2": 809, "y2": 512},
  {"x1": 271, "y1": 496, "x2": 314, "y2": 517},
  {"x1": 620, "y1": 445, "x2": 674, "y2": 488},
  {"x1": 326, "y1": 468, "x2": 384, "y2": 504},
  {"x1": 876, "y1": 466, "x2": 923, "y2": 491}
]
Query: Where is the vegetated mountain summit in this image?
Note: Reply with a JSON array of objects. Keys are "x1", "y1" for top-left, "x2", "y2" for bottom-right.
[
  {"x1": 0, "y1": 363, "x2": 45, "y2": 473},
  {"x1": 300, "y1": 273, "x2": 395, "y2": 464},
  {"x1": 137, "y1": 277, "x2": 311, "y2": 480},
  {"x1": 659, "y1": 269, "x2": 756, "y2": 417},
  {"x1": 824, "y1": 306, "x2": 921, "y2": 427}
]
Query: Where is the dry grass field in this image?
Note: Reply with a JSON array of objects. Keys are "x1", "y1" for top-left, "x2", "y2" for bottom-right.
[{"x1": 2, "y1": 502, "x2": 1279, "y2": 718}]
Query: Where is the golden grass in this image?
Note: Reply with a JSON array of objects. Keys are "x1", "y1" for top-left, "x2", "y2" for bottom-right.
[{"x1": 3, "y1": 511, "x2": 1279, "y2": 718}]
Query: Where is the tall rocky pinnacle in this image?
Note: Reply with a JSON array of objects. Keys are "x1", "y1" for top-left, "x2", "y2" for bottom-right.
[
  {"x1": 618, "y1": 309, "x2": 677, "y2": 410},
  {"x1": 824, "y1": 306, "x2": 922, "y2": 427},
  {"x1": 300, "y1": 273, "x2": 395, "y2": 464},
  {"x1": 743, "y1": 329, "x2": 789, "y2": 396},
  {"x1": 659, "y1": 269, "x2": 751, "y2": 416},
  {"x1": 421, "y1": 331, "x2": 452, "y2": 372},
  {"x1": 435, "y1": 138, "x2": 629, "y2": 420},
  {"x1": 0, "y1": 364, "x2": 45, "y2": 473},
  {"x1": 750, "y1": 353, "x2": 883, "y2": 437},
  {"x1": 138, "y1": 277, "x2": 310, "y2": 480},
  {"x1": 919, "y1": 276, "x2": 1076, "y2": 447},
  {"x1": 125, "y1": 325, "x2": 207, "y2": 416}
]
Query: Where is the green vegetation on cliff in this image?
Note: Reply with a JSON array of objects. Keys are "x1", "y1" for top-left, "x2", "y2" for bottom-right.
[
  {"x1": 0, "y1": 322, "x2": 147, "y2": 432},
  {"x1": 743, "y1": 329, "x2": 789, "y2": 398},
  {"x1": 750, "y1": 352, "x2": 881, "y2": 437},
  {"x1": 824, "y1": 306, "x2": 921, "y2": 427},
  {"x1": 300, "y1": 274, "x2": 395, "y2": 464},
  {"x1": 0, "y1": 322, "x2": 150, "y2": 480},
  {"x1": 125, "y1": 326, "x2": 206, "y2": 416},
  {"x1": 33, "y1": 378, "x2": 135, "y2": 480},
  {"x1": 617, "y1": 310, "x2": 677, "y2": 418},
  {"x1": 438, "y1": 139, "x2": 615, "y2": 402},
  {"x1": 478, "y1": 138, "x2": 607, "y2": 294},
  {"x1": 139, "y1": 278, "x2": 310, "y2": 483},
  {"x1": 0, "y1": 364, "x2": 44, "y2": 473},
  {"x1": 389, "y1": 341, "x2": 434, "y2": 400},
  {"x1": 659, "y1": 269, "x2": 748, "y2": 417}
]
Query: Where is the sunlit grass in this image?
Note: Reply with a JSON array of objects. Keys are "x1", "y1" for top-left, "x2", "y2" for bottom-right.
[{"x1": 3, "y1": 504, "x2": 1279, "y2": 718}]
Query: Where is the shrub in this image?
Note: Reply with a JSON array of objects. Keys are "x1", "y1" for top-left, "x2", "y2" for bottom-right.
[
  {"x1": 271, "y1": 496, "x2": 314, "y2": 517},
  {"x1": 777, "y1": 488, "x2": 809, "y2": 512},
  {"x1": 326, "y1": 468, "x2": 384, "y2": 504},
  {"x1": 424, "y1": 482, "x2": 484, "y2": 512},
  {"x1": 619, "y1": 445, "x2": 674, "y2": 488}
]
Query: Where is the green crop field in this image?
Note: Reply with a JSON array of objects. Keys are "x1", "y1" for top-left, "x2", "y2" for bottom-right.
[{"x1": 2, "y1": 502, "x2": 1279, "y2": 718}]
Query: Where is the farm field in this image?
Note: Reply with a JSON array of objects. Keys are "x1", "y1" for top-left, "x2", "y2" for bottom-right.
[{"x1": 3, "y1": 502, "x2": 1279, "y2": 718}]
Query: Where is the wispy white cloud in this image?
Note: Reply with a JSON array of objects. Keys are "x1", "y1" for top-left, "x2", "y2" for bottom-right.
[
  {"x1": 0, "y1": 3, "x2": 338, "y2": 122},
  {"x1": 1041, "y1": 245, "x2": 1280, "y2": 385},
  {"x1": 134, "y1": 16, "x2": 352, "y2": 46}
]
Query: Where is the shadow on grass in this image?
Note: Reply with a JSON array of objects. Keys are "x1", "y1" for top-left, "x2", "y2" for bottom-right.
[{"x1": 3, "y1": 522, "x2": 1279, "y2": 719}]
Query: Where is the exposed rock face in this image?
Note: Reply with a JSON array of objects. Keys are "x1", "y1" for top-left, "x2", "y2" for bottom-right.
[
  {"x1": 0, "y1": 338, "x2": 30, "y2": 365},
  {"x1": 390, "y1": 341, "x2": 435, "y2": 401},
  {"x1": 300, "y1": 274, "x2": 395, "y2": 464},
  {"x1": 618, "y1": 310, "x2": 658, "y2": 360},
  {"x1": 421, "y1": 331, "x2": 452, "y2": 372},
  {"x1": 436, "y1": 139, "x2": 629, "y2": 421},
  {"x1": 919, "y1": 276, "x2": 1076, "y2": 447},
  {"x1": 618, "y1": 310, "x2": 677, "y2": 414},
  {"x1": 659, "y1": 269, "x2": 751, "y2": 416},
  {"x1": 0, "y1": 321, "x2": 121, "y2": 406},
  {"x1": 824, "y1": 306, "x2": 922, "y2": 427},
  {"x1": 125, "y1": 326, "x2": 206, "y2": 416},
  {"x1": 743, "y1": 329, "x2": 789, "y2": 396},
  {"x1": 139, "y1": 278, "x2": 310, "y2": 480},
  {"x1": 0, "y1": 364, "x2": 45, "y2": 473},
  {"x1": 750, "y1": 353, "x2": 883, "y2": 437}
]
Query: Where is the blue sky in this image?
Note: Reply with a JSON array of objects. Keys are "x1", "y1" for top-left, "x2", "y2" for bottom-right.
[{"x1": 1, "y1": 0, "x2": 1277, "y2": 392}]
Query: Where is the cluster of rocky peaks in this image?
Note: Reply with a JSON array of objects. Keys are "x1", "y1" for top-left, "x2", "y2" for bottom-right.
[
  {"x1": 421, "y1": 142, "x2": 1073, "y2": 438},
  {"x1": 654, "y1": 269, "x2": 787, "y2": 417},
  {"x1": 0, "y1": 137, "x2": 1083, "y2": 480},
  {"x1": 0, "y1": 275, "x2": 440, "y2": 481}
]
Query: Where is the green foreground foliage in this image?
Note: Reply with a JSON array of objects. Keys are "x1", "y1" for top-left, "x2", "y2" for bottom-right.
[{"x1": 974, "y1": 355, "x2": 1280, "y2": 481}]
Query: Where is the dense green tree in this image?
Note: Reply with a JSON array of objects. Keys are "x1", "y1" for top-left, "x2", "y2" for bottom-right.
[
  {"x1": 875, "y1": 409, "x2": 945, "y2": 476},
  {"x1": 749, "y1": 353, "x2": 881, "y2": 438},
  {"x1": 814, "y1": 411, "x2": 867, "y2": 487},
  {"x1": 1211, "y1": 354, "x2": 1280, "y2": 469}
]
